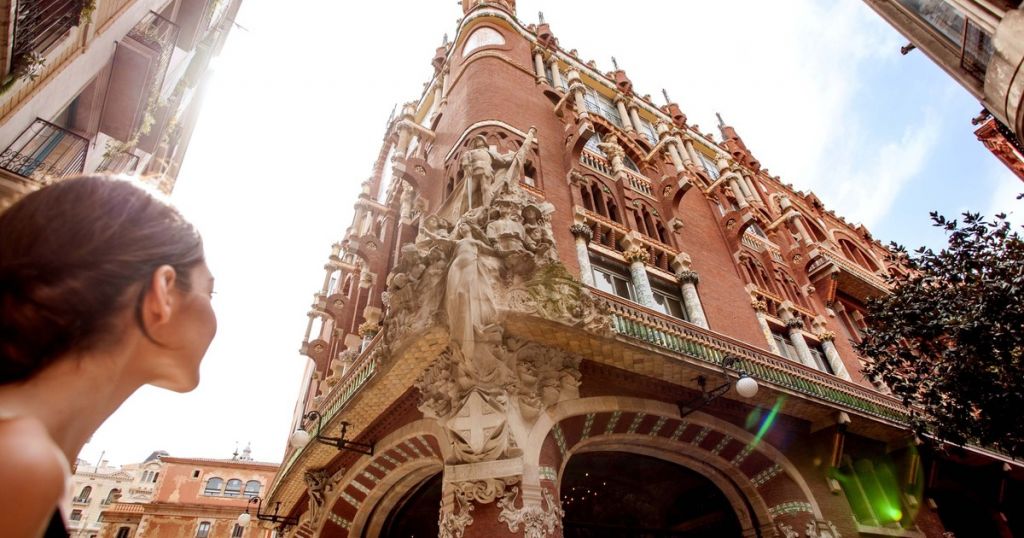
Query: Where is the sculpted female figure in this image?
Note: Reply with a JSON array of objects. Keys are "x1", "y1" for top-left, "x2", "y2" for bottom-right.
[
  {"x1": 0, "y1": 176, "x2": 217, "y2": 537},
  {"x1": 446, "y1": 220, "x2": 503, "y2": 359}
]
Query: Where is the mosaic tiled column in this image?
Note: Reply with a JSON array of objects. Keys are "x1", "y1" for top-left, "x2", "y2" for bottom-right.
[
  {"x1": 569, "y1": 223, "x2": 594, "y2": 286},
  {"x1": 623, "y1": 247, "x2": 655, "y2": 307},
  {"x1": 675, "y1": 269, "x2": 708, "y2": 328},
  {"x1": 817, "y1": 331, "x2": 852, "y2": 381},
  {"x1": 779, "y1": 304, "x2": 817, "y2": 369}
]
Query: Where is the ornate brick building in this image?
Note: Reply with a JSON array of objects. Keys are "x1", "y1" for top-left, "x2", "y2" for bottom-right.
[
  {"x1": 266, "y1": 2, "x2": 1021, "y2": 537},
  {"x1": 97, "y1": 449, "x2": 278, "y2": 538},
  {"x1": 0, "y1": 0, "x2": 243, "y2": 207}
]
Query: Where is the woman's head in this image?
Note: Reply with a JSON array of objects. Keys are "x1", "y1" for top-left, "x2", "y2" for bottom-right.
[{"x1": 0, "y1": 175, "x2": 216, "y2": 389}]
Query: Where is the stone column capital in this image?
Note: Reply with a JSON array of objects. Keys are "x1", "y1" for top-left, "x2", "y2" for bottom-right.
[
  {"x1": 816, "y1": 330, "x2": 836, "y2": 342},
  {"x1": 751, "y1": 299, "x2": 768, "y2": 312},
  {"x1": 623, "y1": 247, "x2": 650, "y2": 265},
  {"x1": 569, "y1": 223, "x2": 593, "y2": 243},
  {"x1": 785, "y1": 317, "x2": 805, "y2": 331},
  {"x1": 675, "y1": 269, "x2": 699, "y2": 285}
]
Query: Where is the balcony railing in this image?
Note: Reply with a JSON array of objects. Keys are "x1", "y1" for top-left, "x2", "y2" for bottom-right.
[
  {"x1": 740, "y1": 231, "x2": 784, "y2": 263},
  {"x1": 128, "y1": 11, "x2": 180, "y2": 53},
  {"x1": 808, "y1": 247, "x2": 889, "y2": 300},
  {"x1": 591, "y1": 288, "x2": 908, "y2": 424},
  {"x1": 275, "y1": 333, "x2": 383, "y2": 491},
  {"x1": 579, "y1": 149, "x2": 655, "y2": 199},
  {"x1": 10, "y1": 0, "x2": 84, "y2": 70},
  {"x1": 579, "y1": 208, "x2": 676, "y2": 272},
  {"x1": 71, "y1": 496, "x2": 91, "y2": 505},
  {"x1": 0, "y1": 118, "x2": 87, "y2": 182},
  {"x1": 750, "y1": 286, "x2": 816, "y2": 329},
  {"x1": 96, "y1": 151, "x2": 140, "y2": 174}
]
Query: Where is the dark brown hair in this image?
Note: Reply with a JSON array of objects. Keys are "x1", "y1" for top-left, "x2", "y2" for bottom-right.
[{"x1": 0, "y1": 175, "x2": 204, "y2": 384}]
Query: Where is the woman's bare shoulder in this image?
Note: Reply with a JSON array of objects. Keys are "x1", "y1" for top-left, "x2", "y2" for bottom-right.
[{"x1": 0, "y1": 417, "x2": 66, "y2": 537}]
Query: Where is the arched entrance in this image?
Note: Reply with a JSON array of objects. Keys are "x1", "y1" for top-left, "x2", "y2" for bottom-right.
[
  {"x1": 376, "y1": 472, "x2": 442, "y2": 538},
  {"x1": 561, "y1": 451, "x2": 743, "y2": 537}
]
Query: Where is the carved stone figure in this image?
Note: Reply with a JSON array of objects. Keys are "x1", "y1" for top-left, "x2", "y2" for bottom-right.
[
  {"x1": 438, "y1": 492, "x2": 475, "y2": 538},
  {"x1": 303, "y1": 468, "x2": 335, "y2": 525},
  {"x1": 596, "y1": 135, "x2": 626, "y2": 171},
  {"x1": 497, "y1": 487, "x2": 564, "y2": 538}
]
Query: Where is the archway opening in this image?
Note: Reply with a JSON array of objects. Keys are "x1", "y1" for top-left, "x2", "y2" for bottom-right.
[
  {"x1": 376, "y1": 472, "x2": 441, "y2": 538},
  {"x1": 561, "y1": 451, "x2": 743, "y2": 537}
]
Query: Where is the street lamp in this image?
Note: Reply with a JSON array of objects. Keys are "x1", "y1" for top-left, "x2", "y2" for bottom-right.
[
  {"x1": 289, "y1": 411, "x2": 374, "y2": 456},
  {"x1": 678, "y1": 355, "x2": 759, "y2": 417},
  {"x1": 236, "y1": 496, "x2": 298, "y2": 533}
]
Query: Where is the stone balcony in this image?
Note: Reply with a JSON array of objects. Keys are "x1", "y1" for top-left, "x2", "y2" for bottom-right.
[{"x1": 807, "y1": 245, "x2": 889, "y2": 303}]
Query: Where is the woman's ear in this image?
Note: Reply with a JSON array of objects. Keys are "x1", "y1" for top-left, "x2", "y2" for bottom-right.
[{"x1": 142, "y1": 265, "x2": 177, "y2": 329}]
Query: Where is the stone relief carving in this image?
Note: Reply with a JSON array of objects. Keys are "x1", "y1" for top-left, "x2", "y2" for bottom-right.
[
  {"x1": 805, "y1": 520, "x2": 841, "y2": 538},
  {"x1": 303, "y1": 468, "x2": 337, "y2": 526},
  {"x1": 438, "y1": 492, "x2": 475, "y2": 538},
  {"x1": 777, "y1": 522, "x2": 799, "y2": 538},
  {"x1": 454, "y1": 476, "x2": 521, "y2": 505},
  {"x1": 497, "y1": 487, "x2": 564, "y2": 538},
  {"x1": 388, "y1": 126, "x2": 608, "y2": 477}
]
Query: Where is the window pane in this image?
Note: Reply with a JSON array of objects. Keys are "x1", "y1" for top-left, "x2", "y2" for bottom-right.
[
  {"x1": 197, "y1": 522, "x2": 211, "y2": 538},
  {"x1": 653, "y1": 292, "x2": 686, "y2": 320},
  {"x1": 224, "y1": 479, "x2": 242, "y2": 497},
  {"x1": 611, "y1": 274, "x2": 632, "y2": 300},
  {"x1": 810, "y1": 348, "x2": 834, "y2": 375},
  {"x1": 592, "y1": 268, "x2": 617, "y2": 296}
]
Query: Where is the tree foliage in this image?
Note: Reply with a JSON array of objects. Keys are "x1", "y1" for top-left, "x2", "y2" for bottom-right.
[{"x1": 857, "y1": 209, "x2": 1024, "y2": 457}]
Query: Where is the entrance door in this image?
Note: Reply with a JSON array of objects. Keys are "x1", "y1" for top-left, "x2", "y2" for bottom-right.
[{"x1": 562, "y1": 451, "x2": 743, "y2": 537}]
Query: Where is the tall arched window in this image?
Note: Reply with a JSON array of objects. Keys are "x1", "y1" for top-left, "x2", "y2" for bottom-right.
[
  {"x1": 462, "y1": 26, "x2": 505, "y2": 56},
  {"x1": 244, "y1": 480, "x2": 261, "y2": 498},
  {"x1": 224, "y1": 479, "x2": 243, "y2": 497},
  {"x1": 76, "y1": 485, "x2": 92, "y2": 502},
  {"x1": 203, "y1": 477, "x2": 223, "y2": 496},
  {"x1": 741, "y1": 257, "x2": 773, "y2": 293}
]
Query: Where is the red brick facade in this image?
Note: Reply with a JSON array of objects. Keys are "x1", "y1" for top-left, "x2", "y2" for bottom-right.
[{"x1": 269, "y1": 3, "x2": 1018, "y2": 538}]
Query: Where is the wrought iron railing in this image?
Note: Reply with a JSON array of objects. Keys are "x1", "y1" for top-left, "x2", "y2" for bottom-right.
[
  {"x1": 591, "y1": 287, "x2": 908, "y2": 424},
  {"x1": 11, "y1": 0, "x2": 84, "y2": 69},
  {"x1": 0, "y1": 118, "x2": 87, "y2": 182},
  {"x1": 96, "y1": 151, "x2": 140, "y2": 174},
  {"x1": 127, "y1": 11, "x2": 179, "y2": 52}
]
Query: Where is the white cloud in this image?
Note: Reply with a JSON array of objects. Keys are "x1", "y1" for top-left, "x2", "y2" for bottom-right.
[{"x1": 832, "y1": 111, "x2": 942, "y2": 227}]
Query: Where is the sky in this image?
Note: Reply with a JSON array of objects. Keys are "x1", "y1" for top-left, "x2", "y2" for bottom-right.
[{"x1": 81, "y1": 1, "x2": 1021, "y2": 467}]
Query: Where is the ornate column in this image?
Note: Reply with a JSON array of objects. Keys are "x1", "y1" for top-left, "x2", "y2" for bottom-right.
[
  {"x1": 627, "y1": 104, "x2": 643, "y2": 134},
  {"x1": 394, "y1": 102, "x2": 418, "y2": 158},
  {"x1": 570, "y1": 222, "x2": 594, "y2": 286},
  {"x1": 622, "y1": 233, "x2": 655, "y2": 307},
  {"x1": 815, "y1": 329, "x2": 852, "y2": 380},
  {"x1": 614, "y1": 95, "x2": 634, "y2": 131},
  {"x1": 683, "y1": 136, "x2": 704, "y2": 170},
  {"x1": 778, "y1": 302, "x2": 817, "y2": 369},
  {"x1": 742, "y1": 174, "x2": 762, "y2": 205},
  {"x1": 726, "y1": 173, "x2": 750, "y2": 209},
  {"x1": 566, "y1": 69, "x2": 589, "y2": 120},
  {"x1": 548, "y1": 58, "x2": 564, "y2": 89},
  {"x1": 671, "y1": 253, "x2": 708, "y2": 328},
  {"x1": 751, "y1": 297, "x2": 781, "y2": 354},
  {"x1": 532, "y1": 46, "x2": 546, "y2": 80}
]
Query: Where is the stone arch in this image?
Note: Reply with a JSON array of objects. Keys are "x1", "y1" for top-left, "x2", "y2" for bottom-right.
[
  {"x1": 314, "y1": 420, "x2": 449, "y2": 537},
  {"x1": 525, "y1": 397, "x2": 824, "y2": 533}
]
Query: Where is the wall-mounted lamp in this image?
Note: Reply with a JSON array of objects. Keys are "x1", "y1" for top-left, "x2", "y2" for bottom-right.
[
  {"x1": 289, "y1": 411, "x2": 374, "y2": 456},
  {"x1": 678, "y1": 355, "x2": 758, "y2": 417},
  {"x1": 237, "y1": 496, "x2": 298, "y2": 533}
]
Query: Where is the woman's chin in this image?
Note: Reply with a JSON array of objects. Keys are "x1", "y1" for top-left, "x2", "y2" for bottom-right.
[{"x1": 151, "y1": 373, "x2": 200, "y2": 393}]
